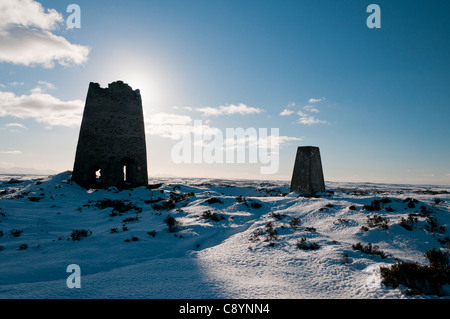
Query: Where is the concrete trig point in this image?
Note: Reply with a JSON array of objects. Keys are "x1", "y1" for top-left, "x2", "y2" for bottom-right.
[
  {"x1": 72, "y1": 81, "x2": 148, "y2": 189},
  {"x1": 290, "y1": 146, "x2": 325, "y2": 195}
]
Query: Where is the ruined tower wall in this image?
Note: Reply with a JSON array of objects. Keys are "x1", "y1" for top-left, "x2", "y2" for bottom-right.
[{"x1": 72, "y1": 81, "x2": 148, "y2": 188}]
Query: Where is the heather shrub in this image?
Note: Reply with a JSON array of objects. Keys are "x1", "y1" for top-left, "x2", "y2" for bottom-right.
[
  {"x1": 70, "y1": 229, "x2": 92, "y2": 241},
  {"x1": 362, "y1": 199, "x2": 381, "y2": 211},
  {"x1": 399, "y1": 213, "x2": 418, "y2": 231},
  {"x1": 249, "y1": 228, "x2": 264, "y2": 242},
  {"x1": 201, "y1": 210, "x2": 225, "y2": 221},
  {"x1": 425, "y1": 216, "x2": 446, "y2": 233},
  {"x1": 122, "y1": 215, "x2": 140, "y2": 223},
  {"x1": 269, "y1": 212, "x2": 286, "y2": 220},
  {"x1": 95, "y1": 199, "x2": 142, "y2": 213},
  {"x1": 164, "y1": 215, "x2": 181, "y2": 233},
  {"x1": 296, "y1": 237, "x2": 320, "y2": 251},
  {"x1": 352, "y1": 242, "x2": 389, "y2": 259},
  {"x1": 380, "y1": 248, "x2": 450, "y2": 296},
  {"x1": 366, "y1": 214, "x2": 389, "y2": 230},
  {"x1": 11, "y1": 229, "x2": 23, "y2": 238},
  {"x1": 205, "y1": 197, "x2": 223, "y2": 204},
  {"x1": 289, "y1": 217, "x2": 301, "y2": 229},
  {"x1": 250, "y1": 201, "x2": 262, "y2": 209}
]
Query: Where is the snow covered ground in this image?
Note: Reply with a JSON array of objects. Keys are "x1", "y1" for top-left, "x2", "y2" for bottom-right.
[{"x1": 0, "y1": 172, "x2": 449, "y2": 299}]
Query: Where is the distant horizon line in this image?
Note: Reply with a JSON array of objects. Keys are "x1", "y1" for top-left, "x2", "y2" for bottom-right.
[{"x1": 1, "y1": 171, "x2": 449, "y2": 188}]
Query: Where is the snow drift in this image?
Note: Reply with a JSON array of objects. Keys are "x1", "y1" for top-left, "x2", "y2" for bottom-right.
[{"x1": 0, "y1": 172, "x2": 449, "y2": 299}]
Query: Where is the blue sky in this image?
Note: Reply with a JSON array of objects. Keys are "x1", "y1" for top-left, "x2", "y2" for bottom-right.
[{"x1": 0, "y1": 0, "x2": 449, "y2": 184}]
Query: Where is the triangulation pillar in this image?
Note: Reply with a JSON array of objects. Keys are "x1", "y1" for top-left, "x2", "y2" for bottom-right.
[{"x1": 290, "y1": 146, "x2": 325, "y2": 195}]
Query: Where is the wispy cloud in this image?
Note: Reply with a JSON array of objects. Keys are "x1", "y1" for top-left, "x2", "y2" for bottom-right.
[
  {"x1": 0, "y1": 0, "x2": 90, "y2": 68},
  {"x1": 172, "y1": 106, "x2": 193, "y2": 111},
  {"x1": 30, "y1": 80, "x2": 56, "y2": 94},
  {"x1": 0, "y1": 150, "x2": 22, "y2": 154},
  {"x1": 308, "y1": 97, "x2": 326, "y2": 104},
  {"x1": 37, "y1": 80, "x2": 55, "y2": 90},
  {"x1": 279, "y1": 97, "x2": 328, "y2": 125},
  {"x1": 9, "y1": 82, "x2": 24, "y2": 87},
  {"x1": 5, "y1": 123, "x2": 27, "y2": 129},
  {"x1": 303, "y1": 105, "x2": 320, "y2": 113},
  {"x1": 261, "y1": 135, "x2": 303, "y2": 148},
  {"x1": 222, "y1": 134, "x2": 302, "y2": 152},
  {"x1": 195, "y1": 103, "x2": 263, "y2": 117},
  {"x1": 298, "y1": 97, "x2": 328, "y2": 125}
]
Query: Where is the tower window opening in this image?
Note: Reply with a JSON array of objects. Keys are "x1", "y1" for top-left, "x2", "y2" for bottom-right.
[
  {"x1": 122, "y1": 158, "x2": 132, "y2": 183},
  {"x1": 95, "y1": 169, "x2": 102, "y2": 183}
]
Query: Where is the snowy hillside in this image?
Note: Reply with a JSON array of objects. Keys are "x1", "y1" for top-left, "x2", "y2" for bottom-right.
[{"x1": 0, "y1": 172, "x2": 449, "y2": 299}]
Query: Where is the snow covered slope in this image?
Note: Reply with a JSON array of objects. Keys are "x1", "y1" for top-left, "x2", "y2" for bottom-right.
[{"x1": 0, "y1": 172, "x2": 449, "y2": 298}]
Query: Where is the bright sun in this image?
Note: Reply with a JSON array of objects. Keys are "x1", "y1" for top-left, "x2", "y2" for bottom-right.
[
  {"x1": 101, "y1": 53, "x2": 166, "y2": 113},
  {"x1": 120, "y1": 73, "x2": 158, "y2": 109}
]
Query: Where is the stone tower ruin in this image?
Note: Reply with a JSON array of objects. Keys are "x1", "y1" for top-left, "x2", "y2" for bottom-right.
[
  {"x1": 72, "y1": 81, "x2": 148, "y2": 189},
  {"x1": 290, "y1": 146, "x2": 325, "y2": 195}
]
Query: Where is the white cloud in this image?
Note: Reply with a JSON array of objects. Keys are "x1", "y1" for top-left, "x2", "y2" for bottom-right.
[
  {"x1": 280, "y1": 109, "x2": 294, "y2": 116},
  {"x1": 0, "y1": 150, "x2": 22, "y2": 154},
  {"x1": 0, "y1": 0, "x2": 62, "y2": 30},
  {"x1": 297, "y1": 111, "x2": 328, "y2": 126},
  {"x1": 0, "y1": 90, "x2": 84, "y2": 127},
  {"x1": 0, "y1": 28, "x2": 90, "y2": 68},
  {"x1": 195, "y1": 103, "x2": 263, "y2": 117},
  {"x1": 0, "y1": 0, "x2": 90, "y2": 68},
  {"x1": 308, "y1": 97, "x2": 325, "y2": 104}
]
